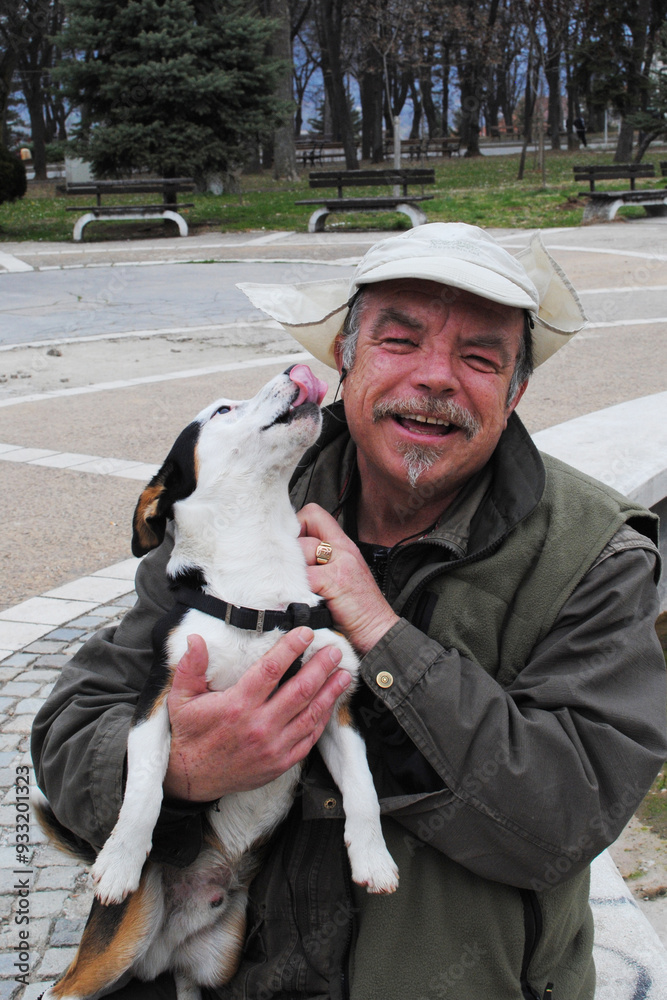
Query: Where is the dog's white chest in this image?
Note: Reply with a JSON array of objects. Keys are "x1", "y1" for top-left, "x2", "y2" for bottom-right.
[{"x1": 169, "y1": 611, "x2": 287, "y2": 690}]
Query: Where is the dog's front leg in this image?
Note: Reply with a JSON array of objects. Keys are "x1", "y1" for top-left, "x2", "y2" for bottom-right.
[
  {"x1": 317, "y1": 704, "x2": 399, "y2": 895},
  {"x1": 92, "y1": 697, "x2": 172, "y2": 905},
  {"x1": 174, "y1": 972, "x2": 202, "y2": 1000}
]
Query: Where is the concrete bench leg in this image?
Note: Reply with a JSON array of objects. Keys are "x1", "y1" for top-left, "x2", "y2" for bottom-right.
[
  {"x1": 583, "y1": 199, "x2": 622, "y2": 224},
  {"x1": 396, "y1": 202, "x2": 428, "y2": 227},
  {"x1": 644, "y1": 204, "x2": 667, "y2": 217},
  {"x1": 308, "y1": 207, "x2": 330, "y2": 233},
  {"x1": 163, "y1": 210, "x2": 189, "y2": 236},
  {"x1": 72, "y1": 212, "x2": 96, "y2": 242},
  {"x1": 72, "y1": 209, "x2": 189, "y2": 241}
]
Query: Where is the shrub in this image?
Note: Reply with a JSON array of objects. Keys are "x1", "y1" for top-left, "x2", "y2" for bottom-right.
[{"x1": 0, "y1": 146, "x2": 27, "y2": 204}]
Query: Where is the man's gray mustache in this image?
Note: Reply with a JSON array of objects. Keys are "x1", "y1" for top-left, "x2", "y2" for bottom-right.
[{"x1": 372, "y1": 396, "x2": 481, "y2": 441}]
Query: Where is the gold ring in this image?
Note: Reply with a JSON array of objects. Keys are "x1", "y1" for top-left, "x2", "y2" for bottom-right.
[{"x1": 315, "y1": 541, "x2": 333, "y2": 565}]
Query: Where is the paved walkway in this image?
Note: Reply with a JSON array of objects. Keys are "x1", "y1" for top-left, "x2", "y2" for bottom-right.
[
  {"x1": 0, "y1": 571, "x2": 135, "y2": 1000},
  {"x1": 1, "y1": 222, "x2": 666, "y2": 998}
]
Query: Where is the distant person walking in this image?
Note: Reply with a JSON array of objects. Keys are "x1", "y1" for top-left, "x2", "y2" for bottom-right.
[{"x1": 574, "y1": 116, "x2": 587, "y2": 146}]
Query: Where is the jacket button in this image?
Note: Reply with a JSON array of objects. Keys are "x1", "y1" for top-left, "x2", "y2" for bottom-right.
[
  {"x1": 376, "y1": 671, "x2": 393, "y2": 689},
  {"x1": 323, "y1": 797, "x2": 337, "y2": 810}
]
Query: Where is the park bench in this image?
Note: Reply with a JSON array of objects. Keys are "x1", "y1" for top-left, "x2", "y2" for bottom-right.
[
  {"x1": 573, "y1": 163, "x2": 656, "y2": 191},
  {"x1": 572, "y1": 163, "x2": 667, "y2": 222},
  {"x1": 295, "y1": 139, "x2": 353, "y2": 167},
  {"x1": 428, "y1": 137, "x2": 461, "y2": 157},
  {"x1": 487, "y1": 126, "x2": 520, "y2": 141},
  {"x1": 295, "y1": 167, "x2": 435, "y2": 232},
  {"x1": 57, "y1": 177, "x2": 195, "y2": 241},
  {"x1": 382, "y1": 137, "x2": 461, "y2": 160}
]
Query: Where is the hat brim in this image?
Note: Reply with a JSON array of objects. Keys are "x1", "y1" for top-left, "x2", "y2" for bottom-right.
[{"x1": 237, "y1": 232, "x2": 587, "y2": 371}]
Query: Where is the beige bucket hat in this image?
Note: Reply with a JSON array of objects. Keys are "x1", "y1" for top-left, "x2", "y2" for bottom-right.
[{"x1": 238, "y1": 223, "x2": 587, "y2": 370}]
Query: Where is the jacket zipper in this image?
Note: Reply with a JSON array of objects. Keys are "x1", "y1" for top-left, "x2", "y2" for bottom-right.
[
  {"x1": 520, "y1": 889, "x2": 544, "y2": 1000},
  {"x1": 386, "y1": 535, "x2": 505, "y2": 610}
]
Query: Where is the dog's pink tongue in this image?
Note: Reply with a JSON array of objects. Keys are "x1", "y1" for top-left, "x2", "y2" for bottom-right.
[{"x1": 289, "y1": 365, "x2": 328, "y2": 407}]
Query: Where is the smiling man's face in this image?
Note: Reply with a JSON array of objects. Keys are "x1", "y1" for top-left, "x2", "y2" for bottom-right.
[{"x1": 338, "y1": 278, "x2": 527, "y2": 513}]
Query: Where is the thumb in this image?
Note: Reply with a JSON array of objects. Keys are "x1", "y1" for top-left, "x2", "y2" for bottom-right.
[{"x1": 171, "y1": 634, "x2": 209, "y2": 703}]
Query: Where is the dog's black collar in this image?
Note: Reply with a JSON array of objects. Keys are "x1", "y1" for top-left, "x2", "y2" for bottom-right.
[{"x1": 173, "y1": 587, "x2": 334, "y2": 634}]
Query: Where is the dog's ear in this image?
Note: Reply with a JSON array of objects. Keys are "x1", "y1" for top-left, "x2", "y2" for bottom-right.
[{"x1": 131, "y1": 421, "x2": 200, "y2": 556}]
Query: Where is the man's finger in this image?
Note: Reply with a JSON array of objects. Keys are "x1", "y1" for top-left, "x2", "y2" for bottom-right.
[
  {"x1": 297, "y1": 503, "x2": 345, "y2": 542},
  {"x1": 237, "y1": 627, "x2": 316, "y2": 702},
  {"x1": 170, "y1": 634, "x2": 209, "y2": 703}
]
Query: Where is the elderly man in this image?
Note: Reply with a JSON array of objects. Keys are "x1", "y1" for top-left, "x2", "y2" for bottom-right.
[{"x1": 33, "y1": 224, "x2": 666, "y2": 1000}]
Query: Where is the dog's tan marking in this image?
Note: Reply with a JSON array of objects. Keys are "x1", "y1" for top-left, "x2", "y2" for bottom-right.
[
  {"x1": 133, "y1": 483, "x2": 166, "y2": 551},
  {"x1": 145, "y1": 672, "x2": 176, "y2": 720},
  {"x1": 49, "y1": 869, "x2": 157, "y2": 999},
  {"x1": 336, "y1": 702, "x2": 353, "y2": 727},
  {"x1": 212, "y1": 899, "x2": 248, "y2": 983}
]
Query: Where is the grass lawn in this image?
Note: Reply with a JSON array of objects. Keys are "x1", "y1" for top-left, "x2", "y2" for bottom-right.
[{"x1": 1, "y1": 145, "x2": 665, "y2": 242}]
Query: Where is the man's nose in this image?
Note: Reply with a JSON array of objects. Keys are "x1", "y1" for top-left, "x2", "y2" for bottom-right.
[{"x1": 410, "y1": 345, "x2": 459, "y2": 395}]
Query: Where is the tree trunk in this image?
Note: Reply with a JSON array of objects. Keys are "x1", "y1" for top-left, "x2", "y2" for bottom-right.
[
  {"x1": 458, "y1": 68, "x2": 482, "y2": 156},
  {"x1": 268, "y1": 0, "x2": 298, "y2": 180},
  {"x1": 360, "y1": 64, "x2": 383, "y2": 162},
  {"x1": 421, "y1": 70, "x2": 440, "y2": 138},
  {"x1": 24, "y1": 85, "x2": 47, "y2": 179},
  {"x1": 544, "y1": 44, "x2": 561, "y2": 150},
  {"x1": 316, "y1": 0, "x2": 357, "y2": 169},
  {"x1": 441, "y1": 44, "x2": 451, "y2": 133},
  {"x1": 615, "y1": 118, "x2": 635, "y2": 161},
  {"x1": 614, "y1": 0, "x2": 651, "y2": 162},
  {"x1": 409, "y1": 79, "x2": 421, "y2": 139}
]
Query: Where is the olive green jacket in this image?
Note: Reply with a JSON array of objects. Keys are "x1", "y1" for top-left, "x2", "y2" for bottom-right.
[{"x1": 32, "y1": 408, "x2": 666, "y2": 1000}]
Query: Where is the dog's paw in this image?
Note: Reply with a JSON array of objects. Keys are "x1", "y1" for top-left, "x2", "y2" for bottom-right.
[
  {"x1": 345, "y1": 834, "x2": 399, "y2": 894},
  {"x1": 92, "y1": 839, "x2": 145, "y2": 905}
]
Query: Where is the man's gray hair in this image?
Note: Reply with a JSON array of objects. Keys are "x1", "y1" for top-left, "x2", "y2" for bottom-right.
[{"x1": 339, "y1": 288, "x2": 534, "y2": 405}]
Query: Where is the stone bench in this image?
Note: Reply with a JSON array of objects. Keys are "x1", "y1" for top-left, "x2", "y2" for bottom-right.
[
  {"x1": 296, "y1": 168, "x2": 435, "y2": 232},
  {"x1": 533, "y1": 392, "x2": 667, "y2": 994},
  {"x1": 57, "y1": 178, "x2": 195, "y2": 241},
  {"x1": 532, "y1": 390, "x2": 667, "y2": 610}
]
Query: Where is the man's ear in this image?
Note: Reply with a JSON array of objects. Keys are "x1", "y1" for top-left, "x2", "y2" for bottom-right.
[
  {"x1": 333, "y1": 334, "x2": 348, "y2": 392},
  {"x1": 508, "y1": 379, "x2": 529, "y2": 414},
  {"x1": 333, "y1": 334, "x2": 345, "y2": 376},
  {"x1": 131, "y1": 421, "x2": 200, "y2": 557}
]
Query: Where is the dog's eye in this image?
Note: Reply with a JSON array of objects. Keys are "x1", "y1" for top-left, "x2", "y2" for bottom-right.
[{"x1": 214, "y1": 405, "x2": 232, "y2": 416}]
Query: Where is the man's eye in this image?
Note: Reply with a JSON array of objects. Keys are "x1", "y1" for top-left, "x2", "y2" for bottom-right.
[
  {"x1": 384, "y1": 337, "x2": 416, "y2": 348},
  {"x1": 465, "y1": 355, "x2": 498, "y2": 371}
]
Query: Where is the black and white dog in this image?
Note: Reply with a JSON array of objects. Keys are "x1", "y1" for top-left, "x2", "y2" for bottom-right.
[{"x1": 36, "y1": 365, "x2": 398, "y2": 1000}]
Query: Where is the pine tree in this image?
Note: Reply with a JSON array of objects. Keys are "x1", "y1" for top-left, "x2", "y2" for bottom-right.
[{"x1": 56, "y1": 0, "x2": 286, "y2": 181}]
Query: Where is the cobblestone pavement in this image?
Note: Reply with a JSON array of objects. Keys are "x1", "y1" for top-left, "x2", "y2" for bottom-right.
[{"x1": 0, "y1": 566, "x2": 137, "y2": 1000}]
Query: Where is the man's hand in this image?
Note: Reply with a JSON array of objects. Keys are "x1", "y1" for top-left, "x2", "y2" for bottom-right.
[
  {"x1": 163, "y1": 629, "x2": 351, "y2": 802},
  {"x1": 298, "y1": 504, "x2": 400, "y2": 655}
]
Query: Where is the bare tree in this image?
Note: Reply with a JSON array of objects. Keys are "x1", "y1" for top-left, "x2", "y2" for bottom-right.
[
  {"x1": 267, "y1": 0, "x2": 300, "y2": 179},
  {"x1": 575, "y1": 0, "x2": 667, "y2": 161},
  {"x1": 314, "y1": 0, "x2": 357, "y2": 167}
]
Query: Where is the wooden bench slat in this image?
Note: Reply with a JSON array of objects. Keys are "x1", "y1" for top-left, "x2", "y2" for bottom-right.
[
  {"x1": 65, "y1": 203, "x2": 195, "y2": 213},
  {"x1": 573, "y1": 164, "x2": 655, "y2": 191},
  {"x1": 296, "y1": 196, "x2": 434, "y2": 207}
]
